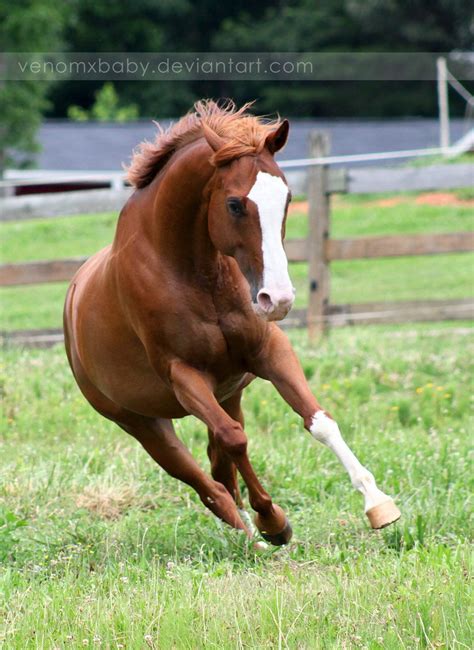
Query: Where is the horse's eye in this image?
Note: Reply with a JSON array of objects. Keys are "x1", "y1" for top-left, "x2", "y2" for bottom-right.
[{"x1": 226, "y1": 197, "x2": 245, "y2": 217}]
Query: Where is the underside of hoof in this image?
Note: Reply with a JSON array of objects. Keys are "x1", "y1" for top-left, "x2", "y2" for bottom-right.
[
  {"x1": 366, "y1": 499, "x2": 401, "y2": 529},
  {"x1": 259, "y1": 519, "x2": 293, "y2": 546}
]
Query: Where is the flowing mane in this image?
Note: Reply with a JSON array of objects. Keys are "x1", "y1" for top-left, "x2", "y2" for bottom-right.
[{"x1": 126, "y1": 99, "x2": 282, "y2": 188}]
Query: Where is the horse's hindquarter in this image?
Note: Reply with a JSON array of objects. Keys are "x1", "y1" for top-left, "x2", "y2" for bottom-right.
[{"x1": 64, "y1": 246, "x2": 180, "y2": 418}]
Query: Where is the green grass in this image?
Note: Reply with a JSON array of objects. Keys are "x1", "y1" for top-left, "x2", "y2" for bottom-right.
[
  {"x1": 406, "y1": 152, "x2": 474, "y2": 167},
  {"x1": 0, "y1": 212, "x2": 117, "y2": 264},
  {"x1": 455, "y1": 186, "x2": 474, "y2": 201},
  {"x1": 286, "y1": 193, "x2": 474, "y2": 240},
  {"x1": 1, "y1": 191, "x2": 473, "y2": 330},
  {"x1": 1, "y1": 325, "x2": 473, "y2": 647}
]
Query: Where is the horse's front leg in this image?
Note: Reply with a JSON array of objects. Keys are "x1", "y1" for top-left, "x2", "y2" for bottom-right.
[
  {"x1": 169, "y1": 360, "x2": 293, "y2": 545},
  {"x1": 253, "y1": 327, "x2": 401, "y2": 529}
]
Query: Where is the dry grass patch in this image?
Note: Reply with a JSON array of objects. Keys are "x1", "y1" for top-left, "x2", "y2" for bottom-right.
[{"x1": 75, "y1": 483, "x2": 155, "y2": 520}]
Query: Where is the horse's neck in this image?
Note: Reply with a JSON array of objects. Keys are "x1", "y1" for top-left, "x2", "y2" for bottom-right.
[{"x1": 118, "y1": 140, "x2": 218, "y2": 278}]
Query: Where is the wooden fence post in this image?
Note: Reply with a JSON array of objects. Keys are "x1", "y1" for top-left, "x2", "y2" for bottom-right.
[{"x1": 307, "y1": 131, "x2": 330, "y2": 340}]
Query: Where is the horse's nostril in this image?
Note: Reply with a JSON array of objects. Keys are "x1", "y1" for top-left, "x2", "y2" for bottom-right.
[{"x1": 257, "y1": 291, "x2": 273, "y2": 312}]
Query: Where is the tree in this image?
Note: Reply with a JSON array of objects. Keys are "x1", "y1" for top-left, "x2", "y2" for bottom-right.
[
  {"x1": 48, "y1": 0, "x2": 276, "y2": 119},
  {"x1": 68, "y1": 83, "x2": 139, "y2": 122},
  {"x1": 211, "y1": 0, "x2": 474, "y2": 117},
  {"x1": 0, "y1": 0, "x2": 66, "y2": 176},
  {"x1": 48, "y1": 0, "x2": 194, "y2": 119}
]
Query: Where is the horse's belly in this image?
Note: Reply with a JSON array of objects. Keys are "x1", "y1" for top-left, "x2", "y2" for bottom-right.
[
  {"x1": 84, "y1": 353, "x2": 249, "y2": 419},
  {"x1": 105, "y1": 373, "x2": 188, "y2": 419}
]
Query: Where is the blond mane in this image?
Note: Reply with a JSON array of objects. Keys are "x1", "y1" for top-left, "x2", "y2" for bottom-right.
[{"x1": 126, "y1": 99, "x2": 282, "y2": 188}]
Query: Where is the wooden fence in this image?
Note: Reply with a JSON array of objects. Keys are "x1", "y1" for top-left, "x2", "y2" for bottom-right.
[
  {"x1": 1, "y1": 135, "x2": 473, "y2": 346},
  {"x1": 301, "y1": 132, "x2": 474, "y2": 338}
]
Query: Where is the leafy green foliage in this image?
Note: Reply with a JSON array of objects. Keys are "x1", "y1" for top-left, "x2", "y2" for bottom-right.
[
  {"x1": 212, "y1": 0, "x2": 473, "y2": 117},
  {"x1": 0, "y1": 0, "x2": 65, "y2": 175},
  {"x1": 67, "y1": 83, "x2": 139, "y2": 122},
  {"x1": 49, "y1": 0, "x2": 276, "y2": 119}
]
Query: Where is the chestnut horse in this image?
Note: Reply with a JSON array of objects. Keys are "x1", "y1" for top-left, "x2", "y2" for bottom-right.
[{"x1": 64, "y1": 101, "x2": 400, "y2": 547}]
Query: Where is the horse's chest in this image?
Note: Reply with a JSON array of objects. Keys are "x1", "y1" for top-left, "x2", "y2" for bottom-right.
[
  {"x1": 177, "y1": 315, "x2": 250, "y2": 378},
  {"x1": 169, "y1": 316, "x2": 226, "y2": 362}
]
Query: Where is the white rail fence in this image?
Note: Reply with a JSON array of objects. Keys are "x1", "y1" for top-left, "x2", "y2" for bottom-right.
[{"x1": 1, "y1": 138, "x2": 473, "y2": 221}]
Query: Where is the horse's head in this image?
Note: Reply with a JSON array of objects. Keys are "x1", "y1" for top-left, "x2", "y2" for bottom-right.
[{"x1": 204, "y1": 120, "x2": 294, "y2": 322}]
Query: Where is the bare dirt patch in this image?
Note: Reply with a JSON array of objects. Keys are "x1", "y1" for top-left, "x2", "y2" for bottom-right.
[
  {"x1": 289, "y1": 200, "x2": 308, "y2": 215},
  {"x1": 374, "y1": 197, "x2": 404, "y2": 207},
  {"x1": 288, "y1": 192, "x2": 473, "y2": 215},
  {"x1": 414, "y1": 192, "x2": 474, "y2": 207},
  {"x1": 360, "y1": 192, "x2": 473, "y2": 208}
]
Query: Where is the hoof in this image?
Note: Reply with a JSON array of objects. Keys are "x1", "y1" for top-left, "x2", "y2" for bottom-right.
[
  {"x1": 366, "y1": 499, "x2": 401, "y2": 529},
  {"x1": 259, "y1": 519, "x2": 293, "y2": 546}
]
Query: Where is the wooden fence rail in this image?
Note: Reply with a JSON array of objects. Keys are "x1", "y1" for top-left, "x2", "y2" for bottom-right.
[
  {"x1": 326, "y1": 232, "x2": 474, "y2": 260},
  {"x1": 0, "y1": 257, "x2": 87, "y2": 286},
  {"x1": 1, "y1": 134, "x2": 473, "y2": 346},
  {"x1": 3, "y1": 297, "x2": 472, "y2": 349},
  {"x1": 3, "y1": 230, "x2": 473, "y2": 288}
]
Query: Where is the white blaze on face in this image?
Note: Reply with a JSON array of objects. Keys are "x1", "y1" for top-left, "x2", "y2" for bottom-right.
[{"x1": 247, "y1": 171, "x2": 293, "y2": 298}]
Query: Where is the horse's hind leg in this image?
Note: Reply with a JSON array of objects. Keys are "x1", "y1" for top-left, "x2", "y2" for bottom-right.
[
  {"x1": 208, "y1": 393, "x2": 257, "y2": 536},
  {"x1": 208, "y1": 426, "x2": 242, "y2": 506},
  {"x1": 118, "y1": 415, "x2": 253, "y2": 537},
  {"x1": 219, "y1": 391, "x2": 292, "y2": 545}
]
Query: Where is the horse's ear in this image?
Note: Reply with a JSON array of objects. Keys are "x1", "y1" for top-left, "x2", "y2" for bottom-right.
[
  {"x1": 202, "y1": 122, "x2": 225, "y2": 152},
  {"x1": 265, "y1": 119, "x2": 289, "y2": 155}
]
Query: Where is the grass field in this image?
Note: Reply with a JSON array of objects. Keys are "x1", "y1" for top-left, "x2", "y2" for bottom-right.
[
  {"x1": 1, "y1": 189, "x2": 473, "y2": 647},
  {"x1": 1, "y1": 325, "x2": 473, "y2": 647}
]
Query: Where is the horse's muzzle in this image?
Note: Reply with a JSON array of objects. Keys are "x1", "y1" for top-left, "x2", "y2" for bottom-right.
[{"x1": 253, "y1": 288, "x2": 295, "y2": 321}]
